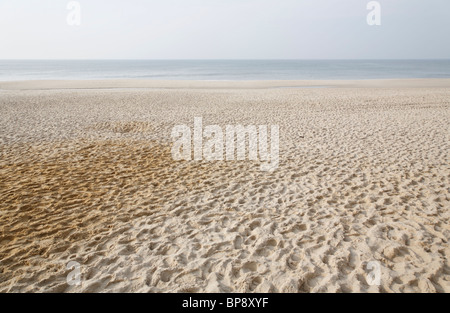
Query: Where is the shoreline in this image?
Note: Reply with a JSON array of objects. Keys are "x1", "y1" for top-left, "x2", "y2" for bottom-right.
[{"x1": 1, "y1": 78, "x2": 450, "y2": 90}]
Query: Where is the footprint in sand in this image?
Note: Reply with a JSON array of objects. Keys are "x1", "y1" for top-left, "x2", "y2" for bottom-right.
[{"x1": 255, "y1": 238, "x2": 278, "y2": 257}]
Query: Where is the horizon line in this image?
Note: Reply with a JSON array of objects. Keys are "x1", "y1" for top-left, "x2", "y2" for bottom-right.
[{"x1": 1, "y1": 58, "x2": 450, "y2": 61}]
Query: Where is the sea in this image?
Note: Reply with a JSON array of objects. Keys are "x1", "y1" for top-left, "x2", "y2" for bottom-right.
[{"x1": 1, "y1": 59, "x2": 450, "y2": 81}]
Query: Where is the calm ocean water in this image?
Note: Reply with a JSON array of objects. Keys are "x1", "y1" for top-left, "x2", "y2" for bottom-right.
[{"x1": 1, "y1": 60, "x2": 450, "y2": 81}]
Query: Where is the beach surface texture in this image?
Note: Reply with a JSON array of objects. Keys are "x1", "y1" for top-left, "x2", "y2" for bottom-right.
[{"x1": 0, "y1": 79, "x2": 449, "y2": 292}]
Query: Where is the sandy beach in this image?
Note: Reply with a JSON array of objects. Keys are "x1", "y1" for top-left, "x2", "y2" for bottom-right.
[{"x1": 0, "y1": 79, "x2": 449, "y2": 293}]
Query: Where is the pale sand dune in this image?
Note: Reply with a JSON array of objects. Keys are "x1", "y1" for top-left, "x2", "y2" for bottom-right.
[{"x1": 0, "y1": 80, "x2": 449, "y2": 293}]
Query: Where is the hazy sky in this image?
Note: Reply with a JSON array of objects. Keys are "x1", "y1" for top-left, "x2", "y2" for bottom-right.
[{"x1": 0, "y1": 0, "x2": 449, "y2": 59}]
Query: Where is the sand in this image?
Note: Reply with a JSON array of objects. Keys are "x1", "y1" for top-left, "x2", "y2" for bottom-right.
[{"x1": 0, "y1": 79, "x2": 449, "y2": 293}]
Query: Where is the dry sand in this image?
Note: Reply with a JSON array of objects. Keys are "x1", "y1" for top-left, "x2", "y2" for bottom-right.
[{"x1": 0, "y1": 79, "x2": 449, "y2": 293}]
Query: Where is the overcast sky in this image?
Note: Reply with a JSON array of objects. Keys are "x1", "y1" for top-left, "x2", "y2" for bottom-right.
[{"x1": 0, "y1": 0, "x2": 449, "y2": 59}]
